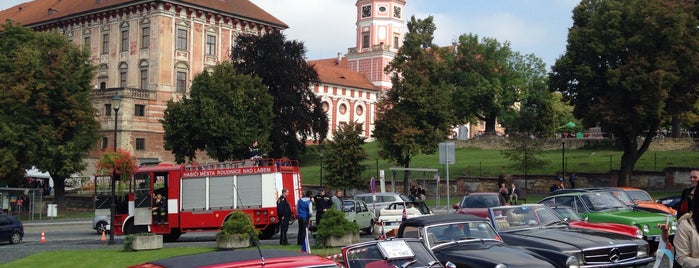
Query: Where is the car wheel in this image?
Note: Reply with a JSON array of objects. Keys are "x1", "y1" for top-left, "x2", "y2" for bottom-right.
[
  {"x1": 9, "y1": 232, "x2": 22, "y2": 244},
  {"x1": 95, "y1": 221, "x2": 107, "y2": 235}
]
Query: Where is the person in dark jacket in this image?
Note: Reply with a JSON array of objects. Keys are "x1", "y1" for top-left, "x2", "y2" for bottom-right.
[
  {"x1": 151, "y1": 192, "x2": 167, "y2": 224},
  {"x1": 313, "y1": 189, "x2": 332, "y2": 226},
  {"x1": 276, "y1": 188, "x2": 292, "y2": 245}
]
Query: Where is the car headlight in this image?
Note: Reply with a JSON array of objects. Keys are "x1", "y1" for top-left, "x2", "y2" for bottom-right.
[
  {"x1": 495, "y1": 264, "x2": 507, "y2": 268},
  {"x1": 566, "y1": 256, "x2": 580, "y2": 268},
  {"x1": 642, "y1": 224, "x2": 650, "y2": 233},
  {"x1": 672, "y1": 221, "x2": 678, "y2": 232},
  {"x1": 635, "y1": 229, "x2": 644, "y2": 239},
  {"x1": 444, "y1": 261, "x2": 456, "y2": 268}
]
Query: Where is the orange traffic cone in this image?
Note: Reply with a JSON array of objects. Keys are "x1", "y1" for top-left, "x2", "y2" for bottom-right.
[
  {"x1": 40, "y1": 230, "x2": 46, "y2": 243},
  {"x1": 100, "y1": 230, "x2": 106, "y2": 241}
]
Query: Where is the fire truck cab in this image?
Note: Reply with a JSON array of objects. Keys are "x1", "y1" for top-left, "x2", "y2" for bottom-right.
[{"x1": 94, "y1": 158, "x2": 302, "y2": 241}]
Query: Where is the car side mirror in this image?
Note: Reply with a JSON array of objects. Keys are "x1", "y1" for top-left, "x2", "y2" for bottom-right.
[{"x1": 452, "y1": 204, "x2": 460, "y2": 210}]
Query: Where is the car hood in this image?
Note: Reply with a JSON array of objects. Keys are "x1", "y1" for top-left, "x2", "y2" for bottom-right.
[
  {"x1": 500, "y1": 226, "x2": 640, "y2": 251},
  {"x1": 456, "y1": 208, "x2": 489, "y2": 218},
  {"x1": 433, "y1": 241, "x2": 555, "y2": 268},
  {"x1": 586, "y1": 209, "x2": 669, "y2": 225}
]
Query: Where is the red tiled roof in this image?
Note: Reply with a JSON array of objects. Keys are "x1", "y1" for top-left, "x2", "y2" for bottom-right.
[
  {"x1": 310, "y1": 57, "x2": 377, "y2": 91},
  {"x1": 0, "y1": 0, "x2": 286, "y2": 28}
]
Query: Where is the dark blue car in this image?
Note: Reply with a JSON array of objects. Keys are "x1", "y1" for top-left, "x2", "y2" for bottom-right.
[{"x1": 0, "y1": 214, "x2": 23, "y2": 244}]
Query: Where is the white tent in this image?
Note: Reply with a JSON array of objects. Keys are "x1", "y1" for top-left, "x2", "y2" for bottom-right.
[{"x1": 24, "y1": 166, "x2": 53, "y2": 188}]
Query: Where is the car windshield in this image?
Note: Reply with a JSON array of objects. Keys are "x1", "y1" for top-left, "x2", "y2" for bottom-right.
[
  {"x1": 581, "y1": 192, "x2": 628, "y2": 211},
  {"x1": 603, "y1": 190, "x2": 636, "y2": 206},
  {"x1": 552, "y1": 207, "x2": 583, "y2": 221},
  {"x1": 626, "y1": 190, "x2": 654, "y2": 202},
  {"x1": 344, "y1": 240, "x2": 442, "y2": 268},
  {"x1": 424, "y1": 221, "x2": 500, "y2": 247},
  {"x1": 490, "y1": 204, "x2": 564, "y2": 231},
  {"x1": 461, "y1": 195, "x2": 499, "y2": 208}
]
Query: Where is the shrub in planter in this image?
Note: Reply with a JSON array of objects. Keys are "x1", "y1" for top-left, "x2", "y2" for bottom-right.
[
  {"x1": 216, "y1": 211, "x2": 260, "y2": 249},
  {"x1": 314, "y1": 208, "x2": 359, "y2": 247}
]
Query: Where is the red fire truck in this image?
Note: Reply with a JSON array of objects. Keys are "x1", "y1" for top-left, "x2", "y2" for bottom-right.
[{"x1": 94, "y1": 158, "x2": 302, "y2": 241}]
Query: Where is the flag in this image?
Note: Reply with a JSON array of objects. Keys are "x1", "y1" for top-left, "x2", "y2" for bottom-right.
[
  {"x1": 402, "y1": 203, "x2": 407, "y2": 222},
  {"x1": 301, "y1": 226, "x2": 311, "y2": 253},
  {"x1": 380, "y1": 220, "x2": 386, "y2": 240}
]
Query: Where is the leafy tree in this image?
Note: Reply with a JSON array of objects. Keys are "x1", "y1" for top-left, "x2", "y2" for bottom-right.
[
  {"x1": 373, "y1": 16, "x2": 454, "y2": 193},
  {"x1": 323, "y1": 121, "x2": 368, "y2": 191},
  {"x1": 0, "y1": 21, "x2": 99, "y2": 205},
  {"x1": 161, "y1": 62, "x2": 273, "y2": 163},
  {"x1": 231, "y1": 32, "x2": 328, "y2": 159},
  {"x1": 549, "y1": 0, "x2": 699, "y2": 185},
  {"x1": 451, "y1": 34, "x2": 532, "y2": 135}
]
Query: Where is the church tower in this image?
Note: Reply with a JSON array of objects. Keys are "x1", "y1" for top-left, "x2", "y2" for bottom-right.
[{"x1": 346, "y1": 0, "x2": 406, "y2": 91}]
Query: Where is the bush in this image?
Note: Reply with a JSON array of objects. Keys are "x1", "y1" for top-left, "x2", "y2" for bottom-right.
[
  {"x1": 216, "y1": 211, "x2": 259, "y2": 242},
  {"x1": 314, "y1": 208, "x2": 358, "y2": 246}
]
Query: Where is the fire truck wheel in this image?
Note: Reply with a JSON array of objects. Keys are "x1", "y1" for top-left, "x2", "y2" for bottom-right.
[
  {"x1": 164, "y1": 229, "x2": 182, "y2": 242},
  {"x1": 260, "y1": 224, "x2": 279, "y2": 239}
]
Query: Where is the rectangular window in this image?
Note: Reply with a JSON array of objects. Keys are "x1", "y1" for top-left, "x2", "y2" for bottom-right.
[
  {"x1": 394, "y1": 35, "x2": 399, "y2": 49},
  {"x1": 362, "y1": 32, "x2": 370, "y2": 49},
  {"x1": 105, "y1": 104, "x2": 112, "y2": 116},
  {"x1": 135, "y1": 138, "x2": 145, "y2": 151},
  {"x1": 101, "y1": 137, "x2": 108, "y2": 150},
  {"x1": 141, "y1": 26, "x2": 150, "y2": 49},
  {"x1": 206, "y1": 35, "x2": 216, "y2": 56},
  {"x1": 177, "y1": 29, "x2": 188, "y2": 50},
  {"x1": 119, "y1": 70, "x2": 127, "y2": 88},
  {"x1": 176, "y1": 71, "x2": 187, "y2": 93},
  {"x1": 102, "y1": 33, "x2": 109, "y2": 54},
  {"x1": 140, "y1": 69, "x2": 148, "y2": 89},
  {"x1": 120, "y1": 29, "x2": 128, "y2": 52},
  {"x1": 84, "y1": 36, "x2": 91, "y2": 48},
  {"x1": 135, "y1": 104, "x2": 145, "y2": 116}
]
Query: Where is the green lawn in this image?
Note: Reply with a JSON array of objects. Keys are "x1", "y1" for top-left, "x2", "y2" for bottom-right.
[
  {"x1": 0, "y1": 245, "x2": 342, "y2": 268},
  {"x1": 298, "y1": 141, "x2": 699, "y2": 186}
]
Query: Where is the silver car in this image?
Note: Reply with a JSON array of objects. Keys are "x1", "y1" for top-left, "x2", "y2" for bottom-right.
[
  {"x1": 353, "y1": 192, "x2": 411, "y2": 216},
  {"x1": 92, "y1": 214, "x2": 109, "y2": 235}
]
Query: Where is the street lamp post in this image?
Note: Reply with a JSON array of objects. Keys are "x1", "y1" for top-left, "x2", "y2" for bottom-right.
[
  {"x1": 109, "y1": 92, "x2": 121, "y2": 245},
  {"x1": 561, "y1": 141, "x2": 566, "y2": 179},
  {"x1": 319, "y1": 150, "x2": 324, "y2": 187}
]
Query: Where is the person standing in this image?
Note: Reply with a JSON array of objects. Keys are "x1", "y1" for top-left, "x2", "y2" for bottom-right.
[
  {"x1": 296, "y1": 190, "x2": 313, "y2": 246},
  {"x1": 417, "y1": 184, "x2": 426, "y2": 200},
  {"x1": 331, "y1": 190, "x2": 343, "y2": 210},
  {"x1": 569, "y1": 173, "x2": 576, "y2": 189},
  {"x1": 659, "y1": 168, "x2": 699, "y2": 267},
  {"x1": 674, "y1": 185, "x2": 699, "y2": 267},
  {"x1": 313, "y1": 189, "x2": 331, "y2": 226},
  {"x1": 277, "y1": 188, "x2": 292, "y2": 245},
  {"x1": 498, "y1": 183, "x2": 509, "y2": 201},
  {"x1": 549, "y1": 177, "x2": 565, "y2": 194}
]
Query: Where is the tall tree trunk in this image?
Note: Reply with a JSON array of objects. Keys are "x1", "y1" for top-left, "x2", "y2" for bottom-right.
[
  {"x1": 52, "y1": 177, "x2": 66, "y2": 209},
  {"x1": 402, "y1": 155, "x2": 411, "y2": 194},
  {"x1": 618, "y1": 123, "x2": 657, "y2": 186},
  {"x1": 671, "y1": 114, "x2": 682, "y2": 138},
  {"x1": 485, "y1": 116, "x2": 497, "y2": 135}
]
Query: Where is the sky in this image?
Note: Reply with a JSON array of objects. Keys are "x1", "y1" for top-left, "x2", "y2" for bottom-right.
[{"x1": 0, "y1": 0, "x2": 580, "y2": 70}]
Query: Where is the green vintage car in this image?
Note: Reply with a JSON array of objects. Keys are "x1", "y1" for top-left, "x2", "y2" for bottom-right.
[{"x1": 539, "y1": 191, "x2": 676, "y2": 246}]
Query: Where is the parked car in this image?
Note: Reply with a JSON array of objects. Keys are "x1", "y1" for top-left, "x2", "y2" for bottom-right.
[
  {"x1": 453, "y1": 192, "x2": 507, "y2": 218},
  {"x1": 372, "y1": 201, "x2": 432, "y2": 239},
  {"x1": 550, "y1": 187, "x2": 675, "y2": 216},
  {"x1": 657, "y1": 195, "x2": 681, "y2": 210},
  {"x1": 396, "y1": 214, "x2": 576, "y2": 267},
  {"x1": 338, "y1": 238, "x2": 449, "y2": 268},
  {"x1": 0, "y1": 214, "x2": 23, "y2": 244},
  {"x1": 616, "y1": 187, "x2": 677, "y2": 216},
  {"x1": 128, "y1": 248, "x2": 340, "y2": 268},
  {"x1": 92, "y1": 214, "x2": 109, "y2": 235},
  {"x1": 341, "y1": 199, "x2": 375, "y2": 235},
  {"x1": 353, "y1": 192, "x2": 411, "y2": 216},
  {"x1": 488, "y1": 204, "x2": 655, "y2": 267},
  {"x1": 549, "y1": 205, "x2": 643, "y2": 238},
  {"x1": 539, "y1": 191, "x2": 676, "y2": 250}
]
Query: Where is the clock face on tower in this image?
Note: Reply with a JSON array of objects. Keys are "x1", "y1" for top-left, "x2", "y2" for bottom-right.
[
  {"x1": 362, "y1": 5, "x2": 372, "y2": 18},
  {"x1": 393, "y1": 6, "x2": 402, "y2": 18}
]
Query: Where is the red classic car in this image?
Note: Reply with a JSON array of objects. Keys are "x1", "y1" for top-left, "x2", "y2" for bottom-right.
[
  {"x1": 551, "y1": 206, "x2": 643, "y2": 238},
  {"x1": 128, "y1": 249, "x2": 340, "y2": 268},
  {"x1": 453, "y1": 192, "x2": 508, "y2": 218}
]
